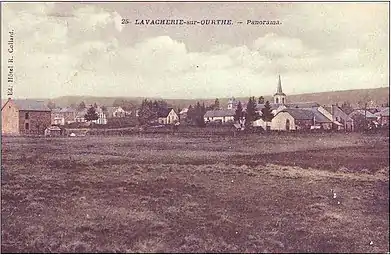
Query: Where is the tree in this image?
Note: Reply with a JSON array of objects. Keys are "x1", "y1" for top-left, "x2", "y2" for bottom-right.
[
  {"x1": 101, "y1": 106, "x2": 107, "y2": 115},
  {"x1": 187, "y1": 105, "x2": 194, "y2": 124},
  {"x1": 258, "y1": 96, "x2": 265, "y2": 104},
  {"x1": 113, "y1": 99, "x2": 136, "y2": 111},
  {"x1": 350, "y1": 113, "x2": 369, "y2": 131},
  {"x1": 261, "y1": 101, "x2": 274, "y2": 122},
  {"x1": 138, "y1": 99, "x2": 156, "y2": 125},
  {"x1": 137, "y1": 99, "x2": 170, "y2": 125},
  {"x1": 234, "y1": 101, "x2": 244, "y2": 122},
  {"x1": 340, "y1": 101, "x2": 353, "y2": 114},
  {"x1": 194, "y1": 102, "x2": 206, "y2": 127},
  {"x1": 93, "y1": 103, "x2": 98, "y2": 108},
  {"x1": 214, "y1": 98, "x2": 220, "y2": 110},
  {"x1": 245, "y1": 96, "x2": 260, "y2": 128},
  {"x1": 47, "y1": 101, "x2": 56, "y2": 110},
  {"x1": 84, "y1": 106, "x2": 99, "y2": 122},
  {"x1": 77, "y1": 101, "x2": 86, "y2": 111}
]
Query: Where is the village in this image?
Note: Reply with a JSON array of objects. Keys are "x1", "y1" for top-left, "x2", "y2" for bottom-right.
[{"x1": 1, "y1": 76, "x2": 389, "y2": 137}]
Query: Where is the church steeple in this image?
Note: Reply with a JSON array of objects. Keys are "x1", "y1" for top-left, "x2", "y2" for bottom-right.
[
  {"x1": 273, "y1": 75, "x2": 287, "y2": 105},
  {"x1": 277, "y1": 75, "x2": 283, "y2": 94}
]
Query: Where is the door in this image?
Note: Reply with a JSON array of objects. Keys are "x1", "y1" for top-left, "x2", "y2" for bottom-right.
[{"x1": 286, "y1": 119, "x2": 290, "y2": 131}]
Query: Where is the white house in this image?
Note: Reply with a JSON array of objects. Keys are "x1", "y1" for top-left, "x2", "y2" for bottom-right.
[
  {"x1": 93, "y1": 106, "x2": 108, "y2": 125},
  {"x1": 106, "y1": 106, "x2": 127, "y2": 118},
  {"x1": 158, "y1": 108, "x2": 179, "y2": 125},
  {"x1": 204, "y1": 109, "x2": 235, "y2": 124},
  {"x1": 77, "y1": 106, "x2": 108, "y2": 124}
]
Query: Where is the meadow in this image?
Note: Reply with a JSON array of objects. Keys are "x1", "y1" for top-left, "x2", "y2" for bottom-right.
[{"x1": 1, "y1": 132, "x2": 389, "y2": 253}]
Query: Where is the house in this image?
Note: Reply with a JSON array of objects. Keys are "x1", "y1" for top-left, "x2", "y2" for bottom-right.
[
  {"x1": 106, "y1": 106, "x2": 126, "y2": 118},
  {"x1": 374, "y1": 107, "x2": 390, "y2": 127},
  {"x1": 322, "y1": 105, "x2": 354, "y2": 131},
  {"x1": 204, "y1": 109, "x2": 236, "y2": 124},
  {"x1": 2, "y1": 98, "x2": 51, "y2": 135},
  {"x1": 51, "y1": 107, "x2": 77, "y2": 125},
  {"x1": 271, "y1": 108, "x2": 333, "y2": 131},
  {"x1": 348, "y1": 109, "x2": 378, "y2": 130},
  {"x1": 157, "y1": 108, "x2": 179, "y2": 125},
  {"x1": 227, "y1": 97, "x2": 246, "y2": 110},
  {"x1": 93, "y1": 106, "x2": 108, "y2": 125},
  {"x1": 44, "y1": 125, "x2": 62, "y2": 137},
  {"x1": 75, "y1": 109, "x2": 87, "y2": 123},
  {"x1": 76, "y1": 106, "x2": 108, "y2": 124},
  {"x1": 348, "y1": 109, "x2": 378, "y2": 122},
  {"x1": 253, "y1": 118, "x2": 271, "y2": 131}
]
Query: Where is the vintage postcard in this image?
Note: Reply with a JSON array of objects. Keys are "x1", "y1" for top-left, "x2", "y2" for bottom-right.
[{"x1": 1, "y1": 1, "x2": 389, "y2": 253}]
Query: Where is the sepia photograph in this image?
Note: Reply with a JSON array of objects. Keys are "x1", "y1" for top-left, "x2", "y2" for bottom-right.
[{"x1": 1, "y1": 1, "x2": 390, "y2": 253}]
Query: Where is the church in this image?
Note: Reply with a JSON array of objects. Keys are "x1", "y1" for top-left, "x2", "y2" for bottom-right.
[{"x1": 228, "y1": 75, "x2": 354, "y2": 131}]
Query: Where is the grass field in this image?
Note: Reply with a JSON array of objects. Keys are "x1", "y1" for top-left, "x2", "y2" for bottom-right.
[{"x1": 1, "y1": 132, "x2": 389, "y2": 253}]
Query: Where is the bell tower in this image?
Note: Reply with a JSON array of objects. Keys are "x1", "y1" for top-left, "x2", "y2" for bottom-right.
[{"x1": 273, "y1": 75, "x2": 286, "y2": 105}]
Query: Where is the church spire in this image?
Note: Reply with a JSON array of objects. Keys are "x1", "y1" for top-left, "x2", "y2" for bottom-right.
[
  {"x1": 277, "y1": 74, "x2": 283, "y2": 94},
  {"x1": 273, "y1": 74, "x2": 286, "y2": 105}
]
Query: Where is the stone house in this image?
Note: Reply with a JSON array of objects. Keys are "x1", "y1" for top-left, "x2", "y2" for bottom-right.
[{"x1": 2, "y1": 98, "x2": 51, "y2": 135}]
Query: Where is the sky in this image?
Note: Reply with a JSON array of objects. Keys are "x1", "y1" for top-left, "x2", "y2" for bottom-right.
[{"x1": 1, "y1": 2, "x2": 389, "y2": 99}]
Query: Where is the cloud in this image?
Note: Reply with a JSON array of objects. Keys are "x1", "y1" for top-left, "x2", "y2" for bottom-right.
[
  {"x1": 73, "y1": 6, "x2": 123, "y2": 32},
  {"x1": 253, "y1": 33, "x2": 307, "y2": 58}
]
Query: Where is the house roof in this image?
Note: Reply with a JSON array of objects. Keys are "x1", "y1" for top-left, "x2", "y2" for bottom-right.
[
  {"x1": 46, "y1": 126, "x2": 61, "y2": 131},
  {"x1": 2, "y1": 99, "x2": 51, "y2": 111},
  {"x1": 180, "y1": 108, "x2": 188, "y2": 114},
  {"x1": 76, "y1": 109, "x2": 88, "y2": 117},
  {"x1": 285, "y1": 102, "x2": 320, "y2": 108},
  {"x1": 204, "y1": 109, "x2": 235, "y2": 118},
  {"x1": 375, "y1": 107, "x2": 390, "y2": 117},
  {"x1": 52, "y1": 107, "x2": 76, "y2": 113},
  {"x1": 255, "y1": 103, "x2": 281, "y2": 111},
  {"x1": 280, "y1": 108, "x2": 332, "y2": 123},
  {"x1": 157, "y1": 108, "x2": 175, "y2": 118},
  {"x1": 105, "y1": 106, "x2": 122, "y2": 116},
  {"x1": 349, "y1": 109, "x2": 377, "y2": 118}
]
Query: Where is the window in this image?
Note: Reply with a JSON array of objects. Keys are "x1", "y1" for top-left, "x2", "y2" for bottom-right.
[
  {"x1": 25, "y1": 123, "x2": 29, "y2": 130},
  {"x1": 25, "y1": 112, "x2": 29, "y2": 119},
  {"x1": 282, "y1": 98, "x2": 285, "y2": 104},
  {"x1": 276, "y1": 98, "x2": 279, "y2": 104}
]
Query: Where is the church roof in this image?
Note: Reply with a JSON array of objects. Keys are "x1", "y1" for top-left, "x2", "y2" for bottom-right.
[
  {"x1": 255, "y1": 103, "x2": 281, "y2": 111},
  {"x1": 279, "y1": 108, "x2": 332, "y2": 123},
  {"x1": 285, "y1": 102, "x2": 320, "y2": 108}
]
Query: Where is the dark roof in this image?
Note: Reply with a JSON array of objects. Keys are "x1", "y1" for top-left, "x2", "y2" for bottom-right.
[
  {"x1": 273, "y1": 92, "x2": 286, "y2": 97},
  {"x1": 157, "y1": 108, "x2": 175, "y2": 118},
  {"x1": 375, "y1": 107, "x2": 390, "y2": 117},
  {"x1": 3, "y1": 99, "x2": 51, "y2": 111},
  {"x1": 285, "y1": 102, "x2": 320, "y2": 108},
  {"x1": 255, "y1": 103, "x2": 281, "y2": 111},
  {"x1": 280, "y1": 108, "x2": 332, "y2": 123},
  {"x1": 380, "y1": 108, "x2": 389, "y2": 117},
  {"x1": 52, "y1": 107, "x2": 76, "y2": 113},
  {"x1": 204, "y1": 109, "x2": 235, "y2": 118},
  {"x1": 349, "y1": 109, "x2": 377, "y2": 118}
]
